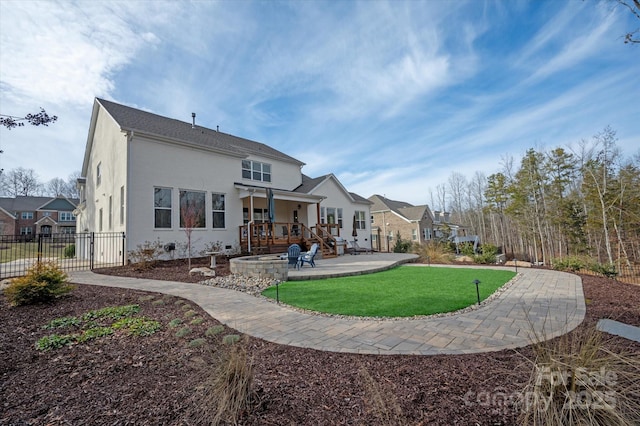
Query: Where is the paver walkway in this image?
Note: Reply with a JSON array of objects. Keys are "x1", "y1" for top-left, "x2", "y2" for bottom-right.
[{"x1": 69, "y1": 254, "x2": 585, "y2": 355}]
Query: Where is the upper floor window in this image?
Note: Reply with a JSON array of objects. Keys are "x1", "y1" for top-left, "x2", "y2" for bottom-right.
[
  {"x1": 179, "y1": 190, "x2": 205, "y2": 228},
  {"x1": 21, "y1": 212, "x2": 34, "y2": 220},
  {"x1": 211, "y1": 193, "x2": 225, "y2": 229},
  {"x1": 59, "y1": 212, "x2": 75, "y2": 222},
  {"x1": 96, "y1": 162, "x2": 102, "y2": 187},
  {"x1": 242, "y1": 160, "x2": 271, "y2": 182},
  {"x1": 154, "y1": 187, "x2": 172, "y2": 229},
  {"x1": 43, "y1": 212, "x2": 51, "y2": 217}
]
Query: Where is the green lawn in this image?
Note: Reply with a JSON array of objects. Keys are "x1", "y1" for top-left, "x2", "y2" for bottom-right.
[
  {"x1": 262, "y1": 266, "x2": 516, "y2": 317},
  {"x1": 0, "y1": 241, "x2": 73, "y2": 263}
]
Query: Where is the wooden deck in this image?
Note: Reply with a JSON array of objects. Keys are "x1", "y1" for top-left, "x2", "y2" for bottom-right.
[{"x1": 239, "y1": 222, "x2": 343, "y2": 257}]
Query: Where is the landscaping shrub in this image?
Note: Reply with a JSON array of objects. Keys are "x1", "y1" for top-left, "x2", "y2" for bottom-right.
[
  {"x1": 128, "y1": 240, "x2": 163, "y2": 270},
  {"x1": 413, "y1": 241, "x2": 453, "y2": 264},
  {"x1": 195, "y1": 342, "x2": 254, "y2": 425},
  {"x1": 4, "y1": 261, "x2": 73, "y2": 306},
  {"x1": 472, "y1": 243, "x2": 498, "y2": 264},
  {"x1": 392, "y1": 232, "x2": 412, "y2": 253},
  {"x1": 63, "y1": 243, "x2": 75, "y2": 258},
  {"x1": 552, "y1": 256, "x2": 586, "y2": 272},
  {"x1": 589, "y1": 262, "x2": 618, "y2": 279},
  {"x1": 519, "y1": 325, "x2": 640, "y2": 425}
]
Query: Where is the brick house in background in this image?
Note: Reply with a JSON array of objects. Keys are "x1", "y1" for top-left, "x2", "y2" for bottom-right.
[
  {"x1": 368, "y1": 194, "x2": 465, "y2": 252},
  {"x1": 0, "y1": 196, "x2": 78, "y2": 240}
]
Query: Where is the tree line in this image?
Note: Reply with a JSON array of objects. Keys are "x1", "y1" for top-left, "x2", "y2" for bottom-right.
[
  {"x1": 433, "y1": 126, "x2": 640, "y2": 266},
  {"x1": 0, "y1": 167, "x2": 80, "y2": 199}
]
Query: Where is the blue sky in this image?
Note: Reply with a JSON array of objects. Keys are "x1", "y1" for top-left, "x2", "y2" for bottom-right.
[{"x1": 1, "y1": 0, "x2": 638, "y2": 206}]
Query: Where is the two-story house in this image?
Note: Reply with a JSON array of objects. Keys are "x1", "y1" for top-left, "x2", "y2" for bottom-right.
[
  {"x1": 76, "y1": 98, "x2": 372, "y2": 263},
  {"x1": 368, "y1": 194, "x2": 465, "y2": 251},
  {"x1": 0, "y1": 196, "x2": 78, "y2": 240}
]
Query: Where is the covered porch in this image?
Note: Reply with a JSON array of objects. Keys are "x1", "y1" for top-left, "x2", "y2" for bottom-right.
[{"x1": 235, "y1": 184, "x2": 343, "y2": 257}]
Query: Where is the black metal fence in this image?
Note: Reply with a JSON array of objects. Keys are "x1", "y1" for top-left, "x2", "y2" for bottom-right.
[{"x1": 0, "y1": 232, "x2": 125, "y2": 279}]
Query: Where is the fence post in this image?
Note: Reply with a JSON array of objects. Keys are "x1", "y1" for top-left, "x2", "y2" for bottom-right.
[
  {"x1": 37, "y1": 233, "x2": 43, "y2": 263},
  {"x1": 90, "y1": 232, "x2": 95, "y2": 270},
  {"x1": 122, "y1": 232, "x2": 126, "y2": 266}
]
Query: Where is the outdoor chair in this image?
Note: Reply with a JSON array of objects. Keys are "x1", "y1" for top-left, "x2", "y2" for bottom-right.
[
  {"x1": 287, "y1": 244, "x2": 301, "y2": 269},
  {"x1": 298, "y1": 243, "x2": 318, "y2": 268},
  {"x1": 349, "y1": 240, "x2": 372, "y2": 254}
]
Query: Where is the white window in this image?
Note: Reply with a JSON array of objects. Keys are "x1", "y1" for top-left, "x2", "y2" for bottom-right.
[
  {"x1": 423, "y1": 228, "x2": 432, "y2": 240},
  {"x1": 154, "y1": 187, "x2": 172, "y2": 229},
  {"x1": 96, "y1": 162, "x2": 102, "y2": 187},
  {"x1": 61, "y1": 227, "x2": 75, "y2": 234},
  {"x1": 388, "y1": 231, "x2": 394, "y2": 241},
  {"x1": 412, "y1": 229, "x2": 418, "y2": 240},
  {"x1": 253, "y1": 208, "x2": 268, "y2": 223},
  {"x1": 211, "y1": 193, "x2": 225, "y2": 229},
  {"x1": 20, "y1": 227, "x2": 33, "y2": 235},
  {"x1": 21, "y1": 212, "x2": 34, "y2": 219},
  {"x1": 43, "y1": 212, "x2": 51, "y2": 217},
  {"x1": 242, "y1": 160, "x2": 271, "y2": 182},
  {"x1": 59, "y1": 212, "x2": 75, "y2": 222},
  {"x1": 355, "y1": 211, "x2": 366, "y2": 230},
  {"x1": 179, "y1": 190, "x2": 205, "y2": 228}
]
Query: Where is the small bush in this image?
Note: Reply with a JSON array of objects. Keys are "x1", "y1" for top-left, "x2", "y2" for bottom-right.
[
  {"x1": 590, "y1": 262, "x2": 618, "y2": 279},
  {"x1": 82, "y1": 304, "x2": 140, "y2": 321},
  {"x1": 190, "y1": 317, "x2": 204, "y2": 325},
  {"x1": 223, "y1": 334, "x2": 240, "y2": 345},
  {"x1": 472, "y1": 244, "x2": 498, "y2": 264},
  {"x1": 36, "y1": 334, "x2": 76, "y2": 351},
  {"x1": 195, "y1": 343, "x2": 254, "y2": 425},
  {"x1": 413, "y1": 241, "x2": 453, "y2": 264},
  {"x1": 112, "y1": 317, "x2": 161, "y2": 336},
  {"x1": 169, "y1": 318, "x2": 183, "y2": 328},
  {"x1": 176, "y1": 326, "x2": 192, "y2": 338},
  {"x1": 519, "y1": 325, "x2": 640, "y2": 425},
  {"x1": 43, "y1": 316, "x2": 80, "y2": 329},
  {"x1": 128, "y1": 240, "x2": 163, "y2": 270},
  {"x1": 553, "y1": 256, "x2": 586, "y2": 272},
  {"x1": 184, "y1": 310, "x2": 197, "y2": 318},
  {"x1": 63, "y1": 244, "x2": 75, "y2": 258},
  {"x1": 77, "y1": 326, "x2": 114, "y2": 343},
  {"x1": 392, "y1": 232, "x2": 412, "y2": 253},
  {"x1": 4, "y1": 261, "x2": 73, "y2": 306},
  {"x1": 188, "y1": 338, "x2": 207, "y2": 348},
  {"x1": 206, "y1": 325, "x2": 225, "y2": 336}
]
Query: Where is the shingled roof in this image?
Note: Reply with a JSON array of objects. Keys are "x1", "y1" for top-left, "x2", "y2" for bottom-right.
[
  {"x1": 368, "y1": 194, "x2": 414, "y2": 212},
  {"x1": 368, "y1": 194, "x2": 431, "y2": 222},
  {"x1": 96, "y1": 98, "x2": 304, "y2": 166}
]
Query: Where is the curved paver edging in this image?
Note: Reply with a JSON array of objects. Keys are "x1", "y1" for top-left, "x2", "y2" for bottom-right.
[{"x1": 69, "y1": 261, "x2": 585, "y2": 355}]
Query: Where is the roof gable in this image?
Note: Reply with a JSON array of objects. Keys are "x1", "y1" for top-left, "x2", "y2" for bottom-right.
[
  {"x1": 39, "y1": 197, "x2": 78, "y2": 211},
  {"x1": 296, "y1": 174, "x2": 370, "y2": 205}
]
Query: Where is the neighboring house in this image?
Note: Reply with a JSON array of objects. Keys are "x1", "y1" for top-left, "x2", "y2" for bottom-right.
[
  {"x1": 76, "y1": 98, "x2": 372, "y2": 262},
  {"x1": 0, "y1": 196, "x2": 78, "y2": 240},
  {"x1": 368, "y1": 194, "x2": 465, "y2": 251}
]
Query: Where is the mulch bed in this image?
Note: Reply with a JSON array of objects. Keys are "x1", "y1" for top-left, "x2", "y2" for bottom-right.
[{"x1": 1, "y1": 260, "x2": 639, "y2": 425}]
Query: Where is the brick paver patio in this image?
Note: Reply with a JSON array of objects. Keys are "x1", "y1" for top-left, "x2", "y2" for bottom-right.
[{"x1": 70, "y1": 254, "x2": 585, "y2": 355}]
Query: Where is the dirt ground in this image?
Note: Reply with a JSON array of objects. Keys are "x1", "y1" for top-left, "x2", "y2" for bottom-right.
[{"x1": 2, "y1": 258, "x2": 639, "y2": 425}]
